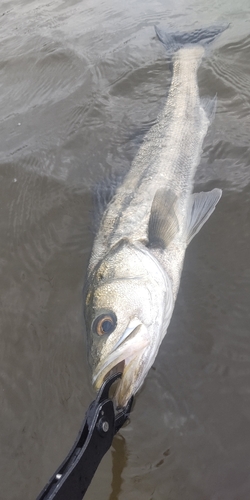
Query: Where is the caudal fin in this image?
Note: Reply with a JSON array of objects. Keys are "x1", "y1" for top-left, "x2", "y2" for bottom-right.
[{"x1": 155, "y1": 23, "x2": 229, "y2": 53}]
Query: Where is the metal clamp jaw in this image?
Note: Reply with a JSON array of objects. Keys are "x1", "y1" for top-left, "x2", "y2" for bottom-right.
[{"x1": 37, "y1": 373, "x2": 133, "y2": 500}]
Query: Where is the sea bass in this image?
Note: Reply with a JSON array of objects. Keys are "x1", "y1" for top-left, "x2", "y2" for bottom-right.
[{"x1": 84, "y1": 24, "x2": 227, "y2": 407}]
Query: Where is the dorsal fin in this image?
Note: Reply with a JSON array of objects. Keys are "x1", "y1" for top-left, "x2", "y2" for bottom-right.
[
  {"x1": 186, "y1": 188, "x2": 222, "y2": 244},
  {"x1": 148, "y1": 188, "x2": 179, "y2": 249}
]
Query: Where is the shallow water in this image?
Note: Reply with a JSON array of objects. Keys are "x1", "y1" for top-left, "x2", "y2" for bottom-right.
[{"x1": 1, "y1": 1, "x2": 250, "y2": 499}]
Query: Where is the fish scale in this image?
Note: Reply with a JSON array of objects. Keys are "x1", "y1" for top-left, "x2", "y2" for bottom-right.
[
  {"x1": 89, "y1": 51, "x2": 208, "y2": 265},
  {"x1": 84, "y1": 24, "x2": 228, "y2": 407}
]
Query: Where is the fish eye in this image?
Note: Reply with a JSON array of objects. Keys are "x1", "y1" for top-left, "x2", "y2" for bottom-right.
[{"x1": 92, "y1": 312, "x2": 117, "y2": 336}]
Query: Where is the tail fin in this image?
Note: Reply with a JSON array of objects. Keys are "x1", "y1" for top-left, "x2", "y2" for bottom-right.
[{"x1": 155, "y1": 23, "x2": 229, "y2": 53}]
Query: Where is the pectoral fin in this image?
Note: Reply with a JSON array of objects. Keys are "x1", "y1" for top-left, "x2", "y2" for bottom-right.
[
  {"x1": 148, "y1": 188, "x2": 179, "y2": 249},
  {"x1": 186, "y1": 188, "x2": 222, "y2": 244}
]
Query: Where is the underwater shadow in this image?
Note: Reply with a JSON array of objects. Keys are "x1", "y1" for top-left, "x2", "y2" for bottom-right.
[{"x1": 109, "y1": 433, "x2": 128, "y2": 500}]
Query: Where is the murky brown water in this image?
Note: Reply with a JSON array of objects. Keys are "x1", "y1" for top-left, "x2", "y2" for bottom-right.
[{"x1": 1, "y1": 1, "x2": 250, "y2": 499}]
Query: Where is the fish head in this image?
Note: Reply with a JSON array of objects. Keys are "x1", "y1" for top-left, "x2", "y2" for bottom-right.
[{"x1": 84, "y1": 239, "x2": 173, "y2": 407}]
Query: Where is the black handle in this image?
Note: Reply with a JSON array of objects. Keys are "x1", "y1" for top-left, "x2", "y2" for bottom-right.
[{"x1": 36, "y1": 373, "x2": 133, "y2": 500}]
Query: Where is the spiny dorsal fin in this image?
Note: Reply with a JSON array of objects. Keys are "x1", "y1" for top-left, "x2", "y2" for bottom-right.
[
  {"x1": 148, "y1": 188, "x2": 179, "y2": 249},
  {"x1": 186, "y1": 188, "x2": 222, "y2": 244}
]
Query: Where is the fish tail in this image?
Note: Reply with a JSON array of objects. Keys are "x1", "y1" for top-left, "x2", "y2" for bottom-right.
[{"x1": 155, "y1": 23, "x2": 229, "y2": 54}]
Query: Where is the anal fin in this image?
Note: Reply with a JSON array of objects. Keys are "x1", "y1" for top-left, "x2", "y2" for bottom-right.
[
  {"x1": 200, "y1": 95, "x2": 217, "y2": 122},
  {"x1": 186, "y1": 188, "x2": 222, "y2": 244}
]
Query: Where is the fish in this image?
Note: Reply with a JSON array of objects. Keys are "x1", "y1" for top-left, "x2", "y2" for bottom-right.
[{"x1": 84, "y1": 24, "x2": 228, "y2": 407}]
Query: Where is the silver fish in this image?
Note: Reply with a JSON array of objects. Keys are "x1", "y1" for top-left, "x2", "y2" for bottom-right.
[{"x1": 84, "y1": 24, "x2": 228, "y2": 407}]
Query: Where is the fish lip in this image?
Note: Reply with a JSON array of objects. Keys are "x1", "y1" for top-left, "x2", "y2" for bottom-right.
[
  {"x1": 92, "y1": 322, "x2": 149, "y2": 390},
  {"x1": 111, "y1": 318, "x2": 142, "y2": 351}
]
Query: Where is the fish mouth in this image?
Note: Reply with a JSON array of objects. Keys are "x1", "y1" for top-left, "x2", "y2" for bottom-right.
[{"x1": 92, "y1": 320, "x2": 149, "y2": 407}]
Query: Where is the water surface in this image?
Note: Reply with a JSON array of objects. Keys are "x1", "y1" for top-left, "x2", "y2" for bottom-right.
[{"x1": 1, "y1": 1, "x2": 250, "y2": 499}]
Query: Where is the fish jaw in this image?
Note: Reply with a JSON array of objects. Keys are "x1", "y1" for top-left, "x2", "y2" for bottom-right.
[{"x1": 92, "y1": 322, "x2": 151, "y2": 407}]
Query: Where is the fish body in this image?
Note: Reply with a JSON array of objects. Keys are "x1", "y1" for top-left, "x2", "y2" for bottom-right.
[{"x1": 84, "y1": 24, "x2": 227, "y2": 406}]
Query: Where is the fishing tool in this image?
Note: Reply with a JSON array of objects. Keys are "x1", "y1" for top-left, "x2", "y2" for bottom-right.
[{"x1": 37, "y1": 372, "x2": 133, "y2": 500}]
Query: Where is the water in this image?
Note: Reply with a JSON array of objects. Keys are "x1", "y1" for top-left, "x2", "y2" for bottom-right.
[{"x1": 1, "y1": 1, "x2": 250, "y2": 499}]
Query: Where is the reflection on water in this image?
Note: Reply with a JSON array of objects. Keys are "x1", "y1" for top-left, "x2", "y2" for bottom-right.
[
  {"x1": 1, "y1": 1, "x2": 250, "y2": 499},
  {"x1": 109, "y1": 434, "x2": 128, "y2": 500}
]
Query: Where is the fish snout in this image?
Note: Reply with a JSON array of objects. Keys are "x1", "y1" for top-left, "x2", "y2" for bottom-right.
[{"x1": 92, "y1": 322, "x2": 150, "y2": 407}]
